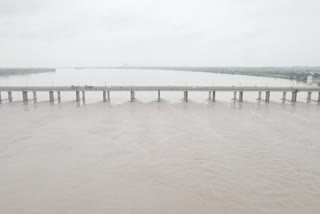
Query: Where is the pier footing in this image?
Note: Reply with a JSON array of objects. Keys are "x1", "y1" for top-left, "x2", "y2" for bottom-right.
[
  {"x1": 158, "y1": 90, "x2": 160, "y2": 102},
  {"x1": 307, "y1": 92, "x2": 312, "y2": 102},
  {"x1": 239, "y1": 91, "x2": 243, "y2": 102},
  {"x1": 57, "y1": 91, "x2": 61, "y2": 102},
  {"x1": 103, "y1": 91, "x2": 107, "y2": 102},
  {"x1": 257, "y1": 91, "x2": 262, "y2": 101},
  {"x1": 131, "y1": 90, "x2": 135, "y2": 102},
  {"x1": 212, "y1": 91, "x2": 216, "y2": 102},
  {"x1": 292, "y1": 91, "x2": 298, "y2": 102},
  {"x1": 184, "y1": 91, "x2": 188, "y2": 102},
  {"x1": 22, "y1": 91, "x2": 28, "y2": 102},
  {"x1": 33, "y1": 91, "x2": 37, "y2": 102},
  {"x1": 265, "y1": 91, "x2": 270, "y2": 102},
  {"x1": 8, "y1": 91, "x2": 12, "y2": 102},
  {"x1": 49, "y1": 91, "x2": 54, "y2": 102},
  {"x1": 76, "y1": 91, "x2": 80, "y2": 102},
  {"x1": 282, "y1": 92, "x2": 286, "y2": 101}
]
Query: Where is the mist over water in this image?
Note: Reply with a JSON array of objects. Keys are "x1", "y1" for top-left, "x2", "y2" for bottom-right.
[{"x1": 0, "y1": 69, "x2": 320, "y2": 214}]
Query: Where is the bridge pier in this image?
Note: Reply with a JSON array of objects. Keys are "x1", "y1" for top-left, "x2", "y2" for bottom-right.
[
  {"x1": 257, "y1": 91, "x2": 262, "y2": 101},
  {"x1": 22, "y1": 91, "x2": 28, "y2": 102},
  {"x1": 212, "y1": 91, "x2": 216, "y2": 102},
  {"x1": 8, "y1": 91, "x2": 12, "y2": 102},
  {"x1": 239, "y1": 91, "x2": 243, "y2": 102},
  {"x1": 76, "y1": 91, "x2": 80, "y2": 102},
  {"x1": 49, "y1": 91, "x2": 54, "y2": 102},
  {"x1": 33, "y1": 91, "x2": 37, "y2": 102},
  {"x1": 265, "y1": 91, "x2": 270, "y2": 102},
  {"x1": 291, "y1": 91, "x2": 298, "y2": 102},
  {"x1": 82, "y1": 91, "x2": 85, "y2": 100},
  {"x1": 282, "y1": 92, "x2": 287, "y2": 101},
  {"x1": 57, "y1": 91, "x2": 61, "y2": 102},
  {"x1": 158, "y1": 90, "x2": 161, "y2": 102},
  {"x1": 307, "y1": 92, "x2": 312, "y2": 102},
  {"x1": 0, "y1": 91, "x2": 2, "y2": 102},
  {"x1": 131, "y1": 90, "x2": 135, "y2": 102},
  {"x1": 184, "y1": 91, "x2": 188, "y2": 102},
  {"x1": 103, "y1": 91, "x2": 107, "y2": 102},
  {"x1": 1, "y1": 86, "x2": 320, "y2": 104}
]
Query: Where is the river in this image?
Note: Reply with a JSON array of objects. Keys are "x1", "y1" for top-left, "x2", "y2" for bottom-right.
[{"x1": 0, "y1": 69, "x2": 319, "y2": 214}]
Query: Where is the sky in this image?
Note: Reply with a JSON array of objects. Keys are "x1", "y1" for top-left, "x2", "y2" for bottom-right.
[{"x1": 0, "y1": 0, "x2": 319, "y2": 67}]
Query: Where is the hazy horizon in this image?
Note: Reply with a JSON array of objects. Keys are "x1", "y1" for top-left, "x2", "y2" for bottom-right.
[
  {"x1": 1, "y1": 0, "x2": 320, "y2": 67},
  {"x1": 1, "y1": 65, "x2": 320, "y2": 69}
]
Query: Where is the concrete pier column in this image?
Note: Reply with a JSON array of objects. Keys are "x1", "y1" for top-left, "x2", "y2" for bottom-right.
[
  {"x1": 22, "y1": 91, "x2": 28, "y2": 102},
  {"x1": 258, "y1": 91, "x2": 262, "y2": 101},
  {"x1": 107, "y1": 91, "x2": 110, "y2": 101},
  {"x1": 158, "y1": 90, "x2": 161, "y2": 102},
  {"x1": 49, "y1": 91, "x2": 54, "y2": 102},
  {"x1": 0, "y1": 91, "x2": 2, "y2": 102},
  {"x1": 291, "y1": 92, "x2": 295, "y2": 102},
  {"x1": 307, "y1": 92, "x2": 312, "y2": 102},
  {"x1": 184, "y1": 91, "x2": 188, "y2": 102},
  {"x1": 239, "y1": 91, "x2": 243, "y2": 102},
  {"x1": 291, "y1": 91, "x2": 298, "y2": 102},
  {"x1": 318, "y1": 92, "x2": 320, "y2": 103},
  {"x1": 82, "y1": 91, "x2": 85, "y2": 100},
  {"x1": 291, "y1": 91, "x2": 296, "y2": 102},
  {"x1": 57, "y1": 91, "x2": 61, "y2": 102},
  {"x1": 233, "y1": 91, "x2": 237, "y2": 100},
  {"x1": 209, "y1": 91, "x2": 211, "y2": 100},
  {"x1": 212, "y1": 91, "x2": 216, "y2": 102},
  {"x1": 103, "y1": 90, "x2": 107, "y2": 102},
  {"x1": 130, "y1": 90, "x2": 135, "y2": 102},
  {"x1": 265, "y1": 91, "x2": 270, "y2": 102},
  {"x1": 8, "y1": 91, "x2": 12, "y2": 102},
  {"x1": 76, "y1": 91, "x2": 80, "y2": 102},
  {"x1": 282, "y1": 92, "x2": 287, "y2": 101},
  {"x1": 33, "y1": 91, "x2": 37, "y2": 102}
]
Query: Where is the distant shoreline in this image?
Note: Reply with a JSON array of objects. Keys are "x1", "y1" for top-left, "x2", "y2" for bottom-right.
[
  {"x1": 1, "y1": 66, "x2": 320, "y2": 85},
  {"x1": 0, "y1": 68, "x2": 56, "y2": 76},
  {"x1": 76, "y1": 66, "x2": 320, "y2": 84}
]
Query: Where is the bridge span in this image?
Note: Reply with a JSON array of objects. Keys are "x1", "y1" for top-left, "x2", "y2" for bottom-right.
[{"x1": 0, "y1": 86, "x2": 319, "y2": 103}]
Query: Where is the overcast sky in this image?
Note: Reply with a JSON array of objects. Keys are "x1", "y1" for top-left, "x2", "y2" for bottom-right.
[{"x1": 0, "y1": 0, "x2": 319, "y2": 67}]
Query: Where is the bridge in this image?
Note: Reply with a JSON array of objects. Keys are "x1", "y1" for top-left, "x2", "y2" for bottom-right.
[{"x1": 0, "y1": 86, "x2": 320, "y2": 103}]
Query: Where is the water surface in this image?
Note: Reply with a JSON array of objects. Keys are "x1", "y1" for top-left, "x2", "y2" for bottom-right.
[{"x1": 0, "y1": 69, "x2": 319, "y2": 214}]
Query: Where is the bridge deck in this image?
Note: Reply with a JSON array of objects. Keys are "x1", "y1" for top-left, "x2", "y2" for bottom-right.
[{"x1": 0, "y1": 86, "x2": 320, "y2": 92}]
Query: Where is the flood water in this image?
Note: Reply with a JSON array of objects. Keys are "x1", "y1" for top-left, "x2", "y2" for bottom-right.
[{"x1": 0, "y1": 69, "x2": 320, "y2": 214}]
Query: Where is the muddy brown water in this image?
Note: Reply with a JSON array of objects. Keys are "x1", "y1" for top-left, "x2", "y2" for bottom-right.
[{"x1": 0, "y1": 101, "x2": 319, "y2": 214}]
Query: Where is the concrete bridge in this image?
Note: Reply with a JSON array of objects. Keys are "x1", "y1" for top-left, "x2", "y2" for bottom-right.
[{"x1": 0, "y1": 86, "x2": 320, "y2": 103}]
